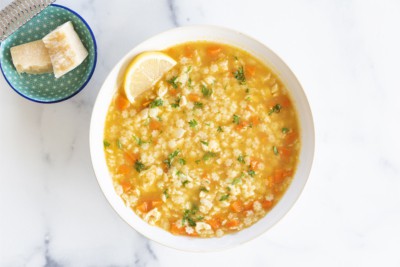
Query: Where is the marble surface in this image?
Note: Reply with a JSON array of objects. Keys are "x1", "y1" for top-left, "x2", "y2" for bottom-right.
[{"x1": 1, "y1": 0, "x2": 399, "y2": 266}]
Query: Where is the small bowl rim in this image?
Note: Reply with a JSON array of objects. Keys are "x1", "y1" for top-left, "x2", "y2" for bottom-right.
[
  {"x1": 90, "y1": 25, "x2": 315, "y2": 252},
  {"x1": 0, "y1": 3, "x2": 97, "y2": 104}
]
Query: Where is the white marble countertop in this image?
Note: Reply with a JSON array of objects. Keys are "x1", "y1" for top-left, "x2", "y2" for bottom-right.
[{"x1": 1, "y1": 0, "x2": 400, "y2": 266}]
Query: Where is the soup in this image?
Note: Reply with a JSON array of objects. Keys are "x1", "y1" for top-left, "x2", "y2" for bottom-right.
[{"x1": 103, "y1": 42, "x2": 300, "y2": 238}]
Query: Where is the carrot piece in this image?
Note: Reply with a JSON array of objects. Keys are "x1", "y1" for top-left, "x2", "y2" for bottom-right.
[
  {"x1": 187, "y1": 93, "x2": 200, "y2": 102},
  {"x1": 262, "y1": 200, "x2": 273, "y2": 210},
  {"x1": 235, "y1": 121, "x2": 249, "y2": 130},
  {"x1": 119, "y1": 180, "x2": 132, "y2": 192},
  {"x1": 149, "y1": 120, "x2": 162, "y2": 130},
  {"x1": 206, "y1": 218, "x2": 221, "y2": 230},
  {"x1": 275, "y1": 95, "x2": 291, "y2": 108},
  {"x1": 170, "y1": 223, "x2": 186, "y2": 235},
  {"x1": 230, "y1": 200, "x2": 244, "y2": 213},
  {"x1": 142, "y1": 100, "x2": 152, "y2": 107},
  {"x1": 169, "y1": 89, "x2": 178, "y2": 96},
  {"x1": 243, "y1": 201, "x2": 254, "y2": 211},
  {"x1": 151, "y1": 200, "x2": 163, "y2": 207},
  {"x1": 250, "y1": 115, "x2": 260, "y2": 126},
  {"x1": 245, "y1": 65, "x2": 256, "y2": 77},
  {"x1": 226, "y1": 219, "x2": 240, "y2": 228},
  {"x1": 207, "y1": 46, "x2": 222, "y2": 56},
  {"x1": 136, "y1": 201, "x2": 149, "y2": 213},
  {"x1": 279, "y1": 147, "x2": 292, "y2": 159},
  {"x1": 285, "y1": 132, "x2": 298, "y2": 146},
  {"x1": 273, "y1": 169, "x2": 293, "y2": 184},
  {"x1": 124, "y1": 152, "x2": 138, "y2": 166},
  {"x1": 115, "y1": 95, "x2": 130, "y2": 111},
  {"x1": 250, "y1": 158, "x2": 260, "y2": 170},
  {"x1": 117, "y1": 164, "x2": 131, "y2": 175},
  {"x1": 184, "y1": 45, "x2": 194, "y2": 58}
]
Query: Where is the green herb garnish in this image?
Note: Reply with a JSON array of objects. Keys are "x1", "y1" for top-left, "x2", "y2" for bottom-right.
[
  {"x1": 201, "y1": 85, "x2": 213, "y2": 97},
  {"x1": 217, "y1": 126, "x2": 223, "y2": 132},
  {"x1": 171, "y1": 97, "x2": 181, "y2": 108},
  {"x1": 150, "y1": 98, "x2": 163, "y2": 108},
  {"x1": 233, "y1": 66, "x2": 246, "y2": 84},
  {"x1": 232, "y1": 177, "x2": 242, "y2": 185},
  {"x1": 248, "y1": 169, "x2": 256, "y2": 177},
  {"x1": 186, "y1": 66, "x2": 192, "y2": 73},
  {"x1": 117, "y1": 139, "x2": 123, "y2": 149},
  {"x1": 282, "y1": 127, "x2": 289, "y2": 134},
  {"x1": 200, "y1": 186, "x2": 209, "y2": 192},
  {"x1": 103, "y1": 140, "x2": 110, "y2": 147},
  {"x1": 219, "y1": 194, "x2": 230, "y2": 201},
  {"x1": 194, "y1": 102, "x2": 203, "y2": 109},
  {"x1": 233, "y1": 114, "x2": 240, "y2": 125},
  {"x1": 200, "y1": 140, "x2": 209, "y2": 146},
  {"x1": 237, "y1": 154, "x2": 245, "y2": 164},
  {"x1": 164, "y1": 150, "x2": 180, "y2": 168},
  {"x1": 178, "y1": 158, "x2": 186, "y2": 165},
  {"x1": 133, "y1": 136, "x2": 146, "y2": 146},
  {"x1": 203, "y1": 151, "x2": 217, "y2": 161},
  {"x1": 187, "y1": 77, "x2": 193, "y2": 89},
  {"x1": 163, "y1": 189, "x2": 169, "y2": 199},
  {"x1": 182, "y1": 180, "x2": 189, "y2": 186},
  {"x1": 188, "y1": 119, "x2": 198, "y2": 128},
  {"x1": 167, "y1": 76, "x2": 179, "y2": 89},
  {"x1": 273, "y1": 146, "x2": 279, "y2": 155},
  {"x1": 134, "y1": 160, "x2": 146, "y2": 173},
  {"x1": 195, "y1": 159, "x2": 201, "y2": 164},
  {"x1": 269, "y1": 104, "x2": 282, "y2": 115}
]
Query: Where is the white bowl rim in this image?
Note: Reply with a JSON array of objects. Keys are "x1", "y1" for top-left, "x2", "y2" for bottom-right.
[{"x1": 90, "y1": 25, "x2": 315, "y2": 252}]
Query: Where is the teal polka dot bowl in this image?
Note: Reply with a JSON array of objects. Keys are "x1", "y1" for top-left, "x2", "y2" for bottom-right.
[{"x1": 0, "y1": 4, "x2": 97, "y2": 103}]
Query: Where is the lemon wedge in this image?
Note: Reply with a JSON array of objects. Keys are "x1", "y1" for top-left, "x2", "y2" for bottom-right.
[{"x1": 123, "y1": 51, "x2": 177, "y2": 103}]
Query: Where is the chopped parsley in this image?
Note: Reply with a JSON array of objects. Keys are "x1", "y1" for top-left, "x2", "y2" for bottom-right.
[
  {"x1": 203, "y1": 151, "x2": 217, "y2": 161},
  {"x1": 182, "y1": 180, "x2": 189, "y2": 187},
  {"x1": 188, "y1": 119, "x2": 198, "y2": 128},
  {"x1": 182, "y1": 206, "x2": 199, "y2": 226},
  {"x1": 116, "y1": 139, "x2": 123, "y2": 149},
  {"x1": 194, "y1": 102, "x2": 203, "y2": 109},
  {"x1": 134, "y1": 160, "x2": 146, "y2": 173},
  {"x1": 245, "y1": 96, "x2": 251, "y2": 101},
  {"x1": 178, "y1": 158, "x2": 186, "y2": 165},
  {"x1": 133, "y1": 136, "x2": 146, "y2": 146},
  {"x1": 149, "y1": 98, "x2": 163, "y2": 108},
  {"x1": 219, "y1": 194, "x2": 230, "y2": 201},
  {"x1": 282, "y1": 127, "x2": 289, "y2": 134},
  {"x1": 200, "y1": 140, "x2": 209, "y2": 146},
  {"x1": 187, "y1": 77, "x2": 193, "y2": 89},
  {"x1": 232, "y1": 177, "x2": 242, "y2": 185},
  {"x1": 233, "y1": 66, "x2": 246, "y2": 84},
  {"x1": 245, "y1": 88, "x2": 250, "y2": 93},
  {"x1": 167, "y1": 76, "x2": 179, "y2": 89},
  {"x1": 200, "y1": 186, "x2": 209, "y2": 192},
  {"x1": 157, "y1": 116, "x2": 162, "y2": 121},
  {"x1": 103, "y1": 140, "x2": 110, "y2": 147},
  {"x1": 195, "y1": 159, "x2": 201, "y2": 164},
  {"x1": 163, "y1": 189, "x2": 169, "y2": 199},
  {"x1": 268, "y1": 104, "x2": 282, "y2": 115},
  {"x1": 248, "y1": 169, "x2": 256, "y2": 177},
  {"x1": 273, "y1": 146, "x2": 279, "y2": 155},
  {"x1": 201, "y1": 85, "x2": 213, "y2": 97},
  {"x1": 164, "y1": 150, "x2": 180, "y2": 168},
  {"x1": 233, "y1": 114, "x2": 240, "y2": 125},
  {"x1": 237, "y1": 154, "x2": 245, "y2": 164},
  {"x1": 217, "y1": 126, "x2": 223, "y2": 132},
  {"x1": 171, "y1": 97, "x2": 181, "y2": 108},
  {"x1": 186, "y1": 66, "x2": 192, "y2": 73}
]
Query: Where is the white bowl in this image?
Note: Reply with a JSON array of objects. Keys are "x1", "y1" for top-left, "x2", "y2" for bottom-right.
[{"x1": 90, "y1": 25, "x2": 314, "y2": 252}]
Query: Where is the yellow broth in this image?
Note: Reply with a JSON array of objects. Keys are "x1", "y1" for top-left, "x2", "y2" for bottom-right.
[{"x1": 104, "y1": 42, "x2": 300, "y2": 237}]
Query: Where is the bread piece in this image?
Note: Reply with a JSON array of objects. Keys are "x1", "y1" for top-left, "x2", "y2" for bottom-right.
[
  {"x1": 42, "y1": 21, "x2": 88, "y2": 78},
  {"x1": 10, "y1": 40, "x2": 53, "y2": 74}
]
